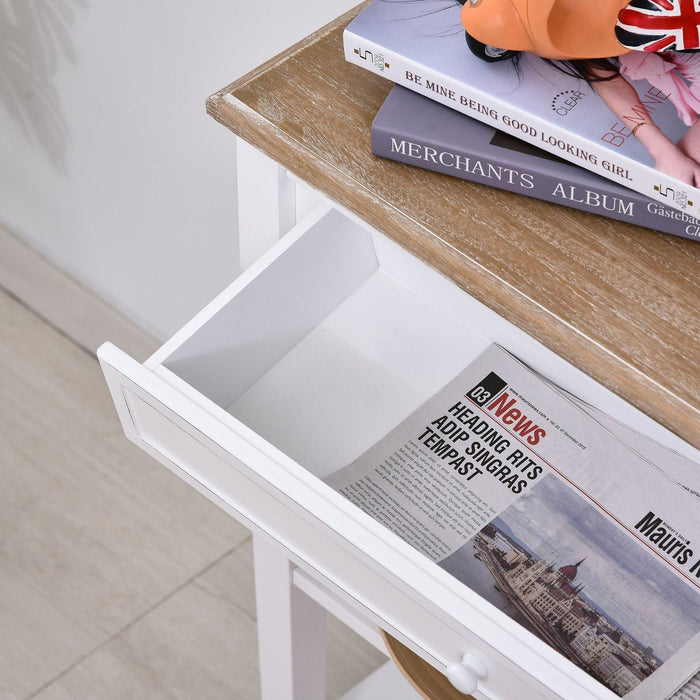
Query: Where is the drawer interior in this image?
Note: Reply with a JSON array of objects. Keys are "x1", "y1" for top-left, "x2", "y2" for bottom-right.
[
  {"x1": 163, "y1": 208, "x2": 491, "y2": 479},
  {"x1": 159, "y1": 206, "x2": 698, "y2": 480}
]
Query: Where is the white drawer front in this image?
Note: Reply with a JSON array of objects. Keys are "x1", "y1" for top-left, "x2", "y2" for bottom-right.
[{"x1": 100, "y1": 347, "x2": 571, "y2": 700}]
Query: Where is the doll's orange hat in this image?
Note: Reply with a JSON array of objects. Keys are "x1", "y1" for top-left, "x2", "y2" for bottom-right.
[{"x1": 461, "y1": 0, "x2": 632, "y2": 59}]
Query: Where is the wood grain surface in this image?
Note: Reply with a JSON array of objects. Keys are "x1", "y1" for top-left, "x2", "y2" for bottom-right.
[
  {"x1": 207, "y1": 5, "x2": 699, "y2": 447},
  {"x1": 381, "y1": 631, "x2": 474, "y2": 700}
]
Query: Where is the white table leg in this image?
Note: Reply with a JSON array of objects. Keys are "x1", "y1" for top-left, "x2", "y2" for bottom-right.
[
  {"x1": 253, "y1": 532, "x2": 326, "y2": 700},
  {"x1": 236, "y1": 137, "x2": 296, "y2": 270}
]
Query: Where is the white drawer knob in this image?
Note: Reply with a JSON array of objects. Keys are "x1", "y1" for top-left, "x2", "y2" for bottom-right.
[{"x1": 446, "y1": 652, "x2": 488, "y2": 695}]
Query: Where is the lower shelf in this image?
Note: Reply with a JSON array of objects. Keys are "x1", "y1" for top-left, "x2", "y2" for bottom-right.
[{"x1": 340, "y1": 660, "x2": 422, "y2": 700}]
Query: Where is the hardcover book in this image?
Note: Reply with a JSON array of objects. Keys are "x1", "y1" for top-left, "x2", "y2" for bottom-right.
[
  {"x1": 372, "y1": 85, "x2": 700, "y2": 241},
  {"x1": 344, "y1": 0, "x2": 700, "y2": 217}
]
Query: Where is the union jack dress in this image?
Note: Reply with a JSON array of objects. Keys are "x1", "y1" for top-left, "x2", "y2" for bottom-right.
[{"x1": 616, "y1": 0, "x2": 700, "y2": 52}]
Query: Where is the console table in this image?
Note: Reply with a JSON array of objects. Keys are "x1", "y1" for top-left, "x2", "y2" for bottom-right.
[{"x1": 99, "y1": 4, "x2": 699, "y2": 699}]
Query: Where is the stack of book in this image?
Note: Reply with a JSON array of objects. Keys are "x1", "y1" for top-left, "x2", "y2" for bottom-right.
[{"x1": 345, "y1": 0, "x2": 700, "y2": 242}]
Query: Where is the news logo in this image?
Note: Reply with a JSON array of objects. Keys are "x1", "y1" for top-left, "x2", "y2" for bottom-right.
[{"x1": 466, "y1": 372, "x2": 507, "y2": 406}]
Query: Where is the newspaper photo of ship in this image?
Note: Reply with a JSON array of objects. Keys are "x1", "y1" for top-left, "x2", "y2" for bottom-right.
[{"x1": 439, "y1": 475, "x2": 700, "y2": 697}]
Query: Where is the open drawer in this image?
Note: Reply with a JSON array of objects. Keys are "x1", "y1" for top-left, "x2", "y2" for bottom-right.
[{"x1": 98, "y1": 205, "x2": 698, "y2": 700}]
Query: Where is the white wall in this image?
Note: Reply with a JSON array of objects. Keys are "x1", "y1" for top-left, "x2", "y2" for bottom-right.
[{"x1": 0, "y1": 0, "x2": 357, "y2": 340}]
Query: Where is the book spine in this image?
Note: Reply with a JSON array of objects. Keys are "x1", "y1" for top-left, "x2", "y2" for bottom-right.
[
  {"x1": 343, "y1": 29, "x2": 700, "y2": 220},
  {"x1": 371, "y1": 123, "x2": 700, "y2": 241}
]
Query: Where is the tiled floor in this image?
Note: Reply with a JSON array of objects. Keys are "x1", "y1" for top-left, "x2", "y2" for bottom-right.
[{"x1": 0, "y1": 289, "x2": 385, "y2": 699}]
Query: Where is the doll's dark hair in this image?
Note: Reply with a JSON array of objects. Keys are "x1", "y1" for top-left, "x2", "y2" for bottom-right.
[
  {"x1": 547, "y1": 57, "x2": 622, "y2": 83},
  {"x1": 464, "y1": 30, "x2": 621, "y2": 83}
]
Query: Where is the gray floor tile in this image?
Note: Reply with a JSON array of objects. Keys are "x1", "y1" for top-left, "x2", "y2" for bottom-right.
[
  {"x1": 31, "y1": 565, "x2": 260, "y2": 700},
  {"x1": 1, "y1": 290, "x2": 386, "y2": 699},
  {"x1": 0, "y1": 292, "x2": 249, "y2": 697}
]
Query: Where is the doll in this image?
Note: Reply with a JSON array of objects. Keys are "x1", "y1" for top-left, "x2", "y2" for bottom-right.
[
  {"x1": 460, "y1": 0, "x2": 700, "y2": 186},
  {"x1": 460, "y1": 0, "x2": 700, "y2": 59}
]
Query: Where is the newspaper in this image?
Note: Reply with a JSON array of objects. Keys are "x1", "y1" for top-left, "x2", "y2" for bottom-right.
[
  {"x1": 561, "y1": 392, "x2": 700, "y2": 501},
  {"x1": 326, "y1": 344, "x2": 700, "y2": 699}
]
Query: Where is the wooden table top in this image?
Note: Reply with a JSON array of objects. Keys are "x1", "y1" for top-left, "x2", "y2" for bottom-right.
[{"x1": 207, "y1": 5, "x2": 699, "y2": 449}]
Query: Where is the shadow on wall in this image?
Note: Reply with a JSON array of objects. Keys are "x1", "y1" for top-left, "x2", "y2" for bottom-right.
[{"x1": 0, "y1": 0, "x2": 88, "y2": 170}]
